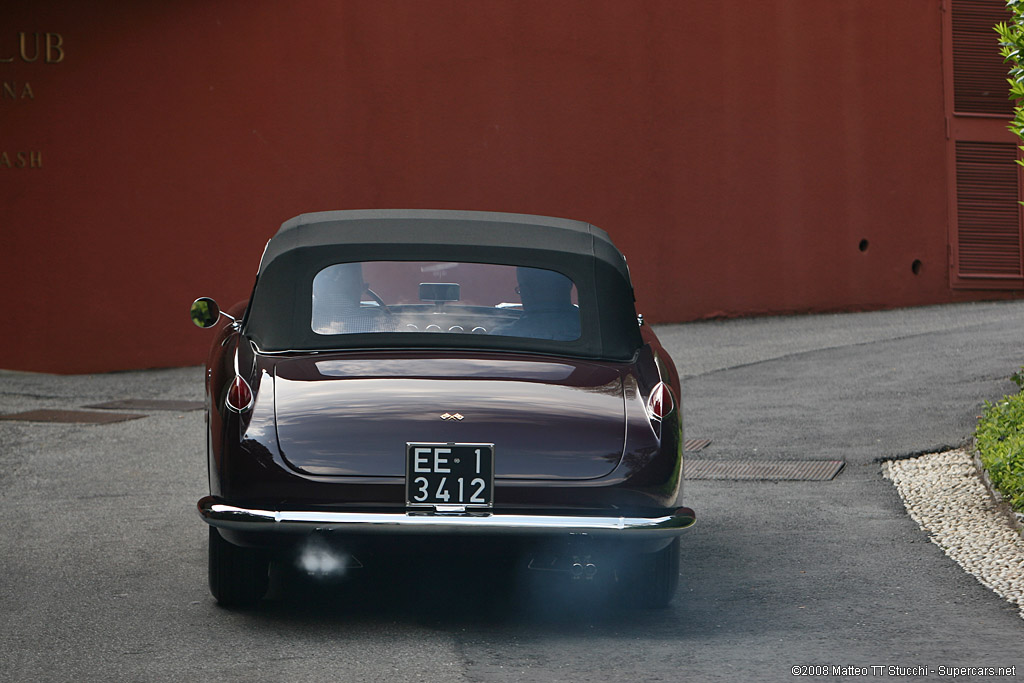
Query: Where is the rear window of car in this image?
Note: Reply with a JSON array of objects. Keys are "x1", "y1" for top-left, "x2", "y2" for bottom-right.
[{"x1": 311, "y1": 261, "x2": 581, "y2": 342}]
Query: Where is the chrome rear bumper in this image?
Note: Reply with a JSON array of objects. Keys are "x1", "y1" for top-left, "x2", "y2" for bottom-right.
[{"x1": 198, "y1": 496, "x2": 695, "y2": 538}]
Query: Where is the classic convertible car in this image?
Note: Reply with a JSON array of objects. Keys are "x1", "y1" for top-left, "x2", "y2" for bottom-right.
[{"x1": 191, "y1": 210, "x2": 695, "y2": 607}]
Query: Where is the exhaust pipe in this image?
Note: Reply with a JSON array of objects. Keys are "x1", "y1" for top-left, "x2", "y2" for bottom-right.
[{"x1": 527, "y1": 551, "x2": 599, "y2": 580}]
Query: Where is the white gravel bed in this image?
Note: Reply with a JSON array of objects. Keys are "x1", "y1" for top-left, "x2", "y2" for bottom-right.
[{"x1": 883, "y1": 449, "x2": 1024, "y2": 619}]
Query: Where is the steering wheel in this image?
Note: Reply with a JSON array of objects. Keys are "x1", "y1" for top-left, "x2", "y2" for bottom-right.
[{"x1": 363, "y1": 286, "x2": 392, "y2": 315}]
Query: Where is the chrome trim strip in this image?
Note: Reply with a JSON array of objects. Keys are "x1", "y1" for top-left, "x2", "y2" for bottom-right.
[
  {"x1": 245, "y1": 342, "x2": 643, "y2": 366},
  {"x1": 198, "y1": 496, "x2": 695, "y2": 537}
]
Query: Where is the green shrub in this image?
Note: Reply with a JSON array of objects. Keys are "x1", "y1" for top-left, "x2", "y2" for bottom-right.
[
  {"x1": 980, "y1": 6, "x2": 1024, "y2": 514},
  {"x1": 976, "y1": 386, "x2": 1024, "y2": 513},
  {"x1": 996, "y1": 1, "x2": 1024, "y2": 140}
]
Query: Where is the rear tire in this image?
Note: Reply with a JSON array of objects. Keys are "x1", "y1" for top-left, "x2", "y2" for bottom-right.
[
  {"x1": 208, "y1": 526, "x2": 269, "y2": 607},
  {"x1": 623, "y1": 537, "x2": 680, "y2": 608}
]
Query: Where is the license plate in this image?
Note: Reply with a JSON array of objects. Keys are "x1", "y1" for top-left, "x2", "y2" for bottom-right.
[{"x1": 406, "y1": 443, "x2": 494, "y2": 507}]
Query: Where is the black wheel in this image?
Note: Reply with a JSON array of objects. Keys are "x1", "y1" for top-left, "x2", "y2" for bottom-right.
[
  {"x1": 208, "y1": 526, "x2": 269, "y2": 607},
  {"x1": 622, "y1": 537, "x2": 680, "y2": 608}
]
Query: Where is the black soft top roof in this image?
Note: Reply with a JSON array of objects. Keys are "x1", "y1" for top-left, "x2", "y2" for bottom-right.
[
  {"x1": 245, "y1": 210, "x2": 642, "y2": 360},
  {"x1": 260, "y1": 210, "x2": 632, "y2": 278}
]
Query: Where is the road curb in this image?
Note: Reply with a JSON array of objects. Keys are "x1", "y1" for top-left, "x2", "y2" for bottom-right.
[{"x1": 972, "y1": 445, "x2": 1024, "y2": 538}]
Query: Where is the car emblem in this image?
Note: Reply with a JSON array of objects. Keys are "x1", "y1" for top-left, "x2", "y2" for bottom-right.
[{"x1": 440, "y1": 412, "x2": 464, "y2": 421}]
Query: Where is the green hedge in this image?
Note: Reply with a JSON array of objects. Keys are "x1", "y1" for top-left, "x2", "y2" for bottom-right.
[
  {"x1": 996, "y1": 1, "x2": 1024, "y2": 139},
  {"x1": 984, "y1": 3, "x2": 1024, "y2": 516},
  {"x1": 976, "y1": 386, "x2": 1024, "y2": 513}
]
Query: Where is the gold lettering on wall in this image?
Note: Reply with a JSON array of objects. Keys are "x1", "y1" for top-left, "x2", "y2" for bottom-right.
[
  {"x1": 0, "y1": 151, "x2": 43, "y2": 169},
  {"x1": 45, "y1": 33, "x2": 63, "y2": 63},
  {"x1": 0, "y1": 32, "x2": 64, "y2": 63},
  {"x1": 2, "y1": 82, "x2": 34, "y2": 99},
  {"x1": 3, "y1": 32, "x2": 62, "y2": 168}
]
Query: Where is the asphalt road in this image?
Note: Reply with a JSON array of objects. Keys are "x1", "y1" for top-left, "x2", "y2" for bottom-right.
[{"x1": 2, "y1": 300, "x2": 1023, "y2": 681}]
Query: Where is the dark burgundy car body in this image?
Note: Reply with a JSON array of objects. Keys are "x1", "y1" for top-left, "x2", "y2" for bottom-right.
[{"x1": 192, "y1": 210, "x2": 694, "y2": 607}]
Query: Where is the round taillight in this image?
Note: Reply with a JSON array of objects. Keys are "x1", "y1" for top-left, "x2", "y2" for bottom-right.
[
  {"x1": 646, "y1": 381, "x2": 674, "y2": 422},
  {"x1": 226, "y1": 376, "x2": 253, "y2": 412}
]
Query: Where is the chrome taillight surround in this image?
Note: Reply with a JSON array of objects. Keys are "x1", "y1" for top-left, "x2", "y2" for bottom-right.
[
  {"x1": 226, "y1": 375, "x2": 254, "y2": 413},
  {"x1": 646, "y1": 381, "x2": 674, "y2": 422}
]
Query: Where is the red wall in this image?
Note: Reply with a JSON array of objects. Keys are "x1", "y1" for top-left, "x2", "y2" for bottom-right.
[{"x1": 0, "y1": 1, "x2": 1008, "y2": 373}]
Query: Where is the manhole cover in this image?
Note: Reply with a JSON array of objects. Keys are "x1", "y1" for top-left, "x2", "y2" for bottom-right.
[
  {"x1": 84, "y1": 399, "x2": 203, "y2": 412},
  {"x1": 0, "y1": 409, "x2": 146, "y2": 424},
  {"x1": 685, "y1": 459, "x2": 845, "y2": 481}
]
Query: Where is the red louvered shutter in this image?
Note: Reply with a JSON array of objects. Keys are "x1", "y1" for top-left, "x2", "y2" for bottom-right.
[
  {"x1": 952, "y1": 1, "x2": 1015, "y2": 115},
  {"x1": 955, "y1": 142, "x2": 1023, "y2": 277},
  {"x1": 946, "y1": 0, "x2": 1024, "y2": 288}
]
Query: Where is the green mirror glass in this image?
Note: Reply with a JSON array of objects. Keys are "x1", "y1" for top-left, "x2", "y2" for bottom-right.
[{"x1": 190, "y1": 297, "x2": 221, "y2": 329}]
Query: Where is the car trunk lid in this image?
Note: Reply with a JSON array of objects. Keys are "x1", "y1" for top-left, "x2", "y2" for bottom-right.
[{"x1": 273, "y1": 354, "x2": 625, "y2": 480}]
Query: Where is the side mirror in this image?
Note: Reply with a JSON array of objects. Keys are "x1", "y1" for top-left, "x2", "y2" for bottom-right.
[{"x1": 190, "y1": 297, "x2": 223, "y2": 329}]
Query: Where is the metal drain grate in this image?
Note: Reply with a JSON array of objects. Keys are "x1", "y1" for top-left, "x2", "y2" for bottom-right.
[
  {"x1": 685, "y1": 459, "x2": 845, "y2": 481},
  {"x1": 0, "y1": 409, "x2": 146, "y2": 424},
  {"x1": 84, "y1": 399, "x2": 203, "y2": 412},
  {"x1": 684, "y1": 438, "x2": 712, "y2": 452}
]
